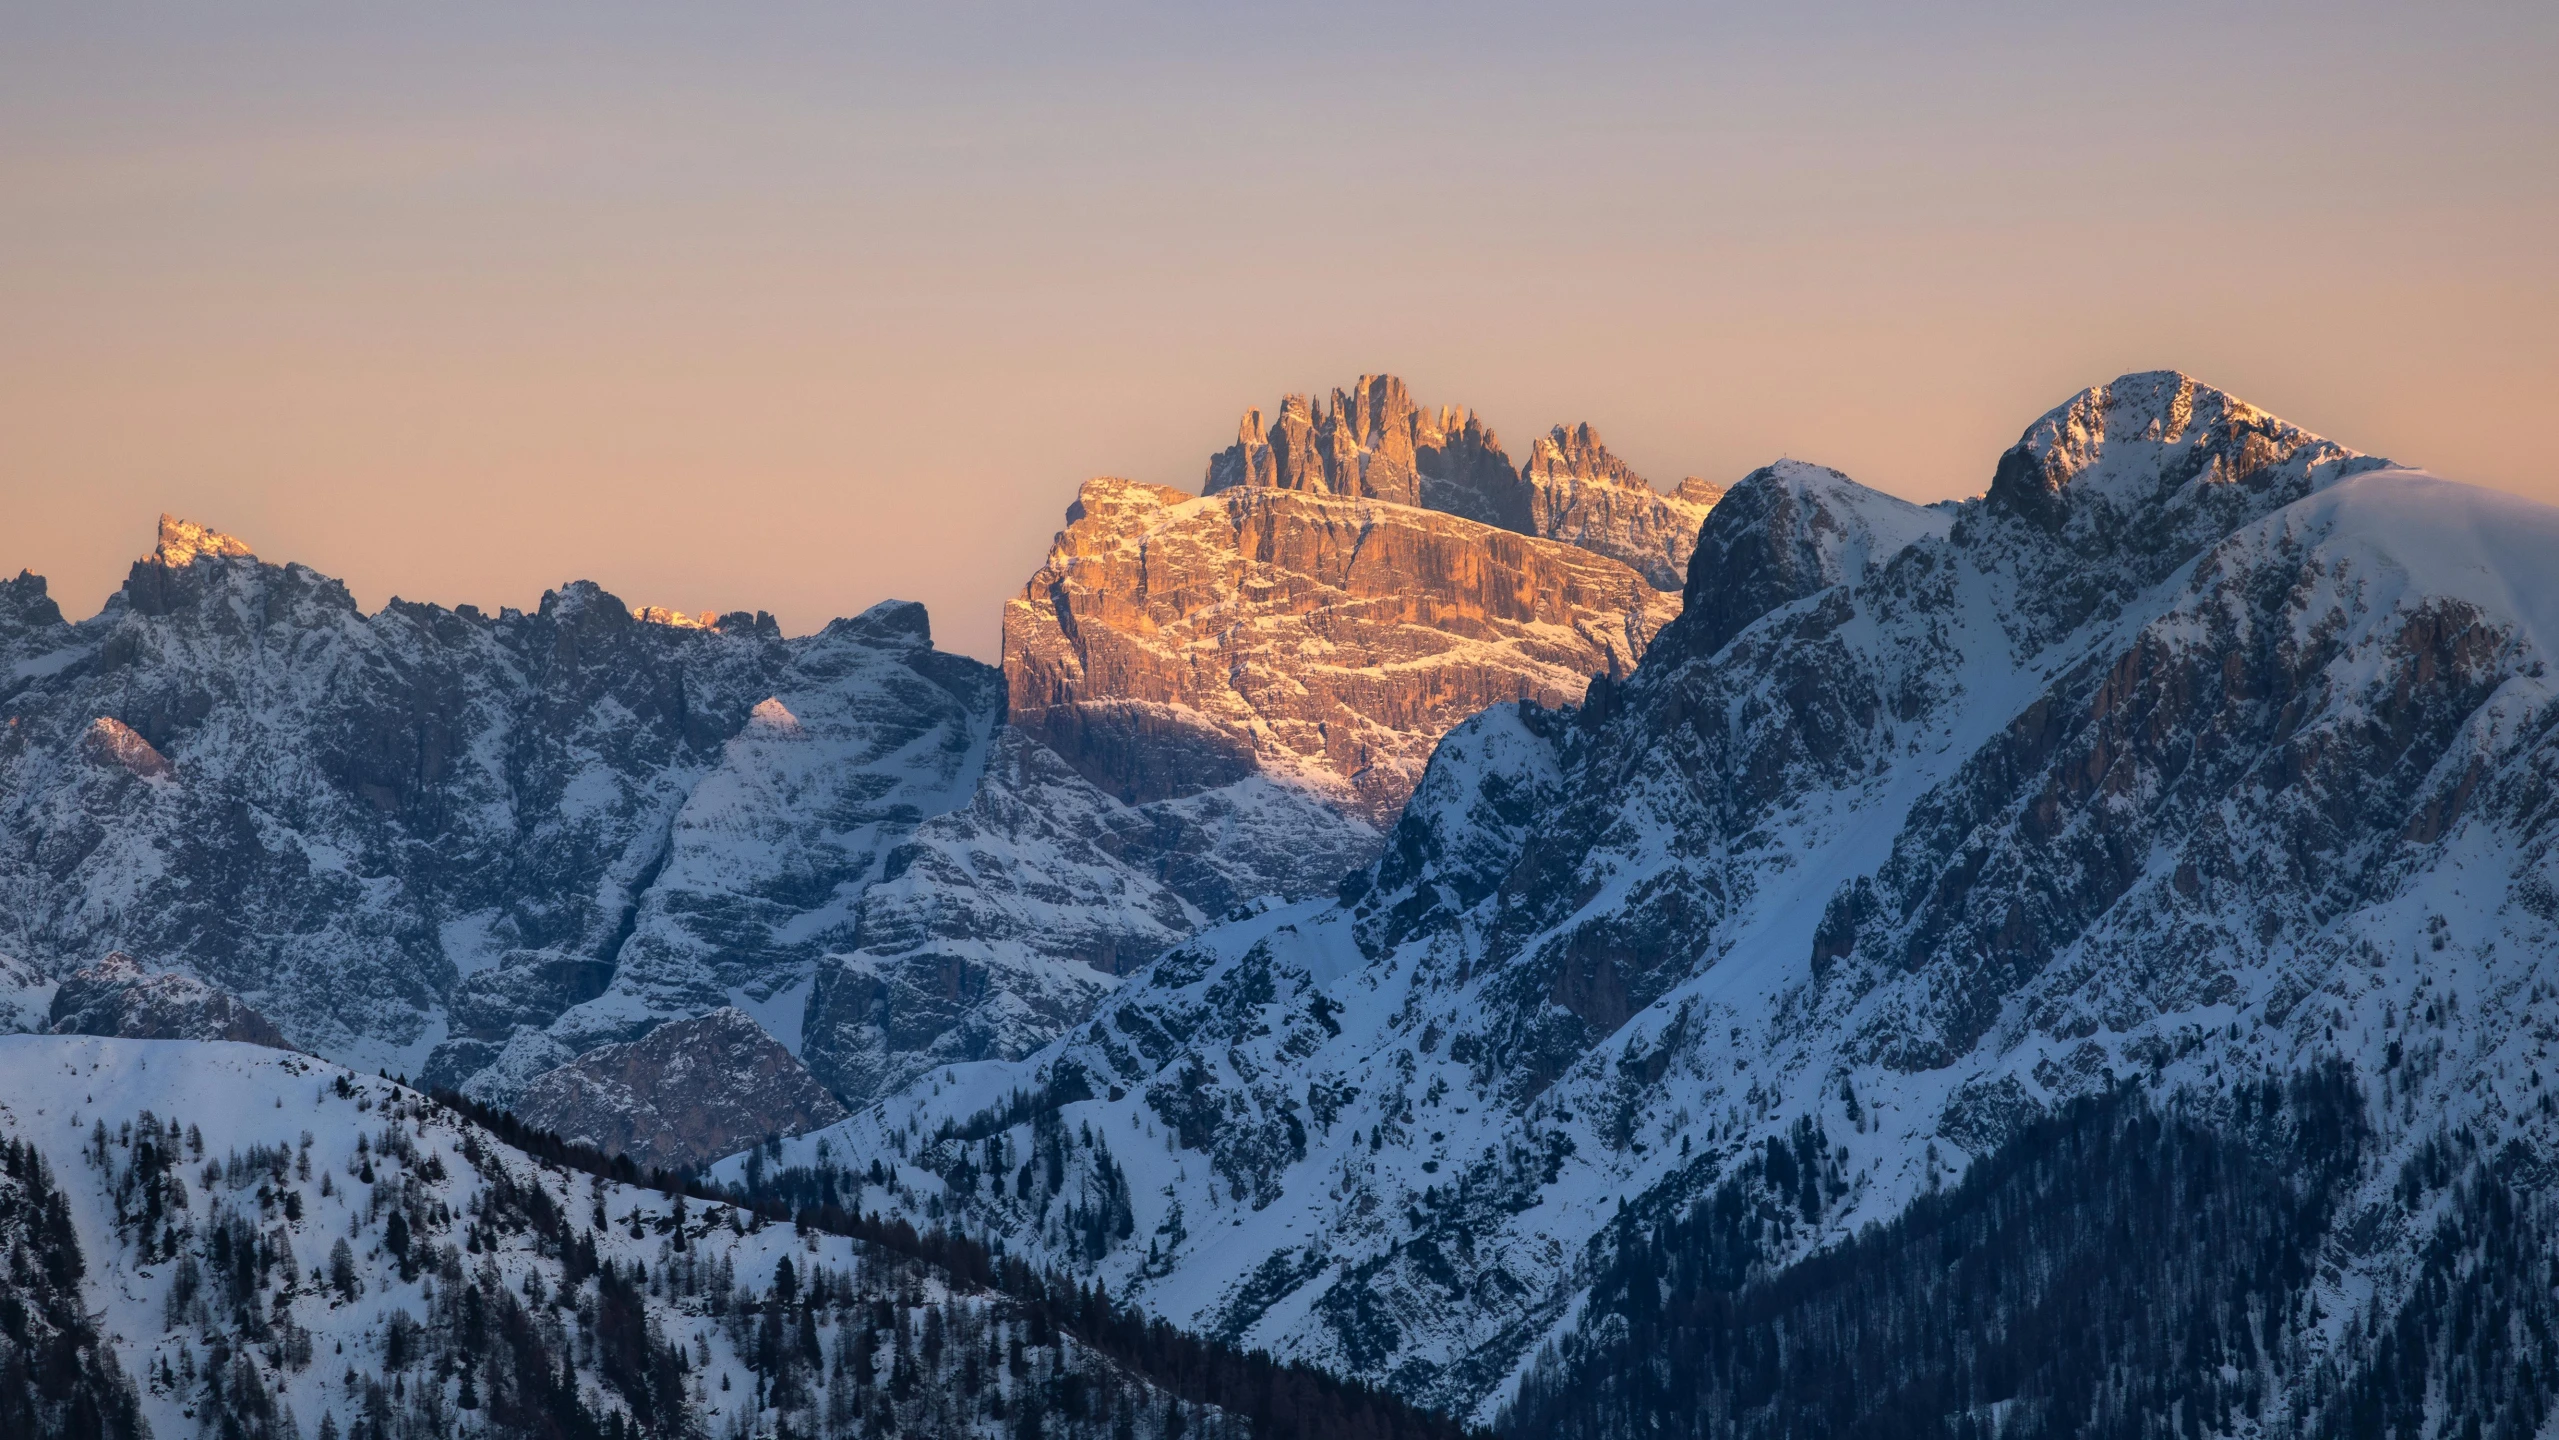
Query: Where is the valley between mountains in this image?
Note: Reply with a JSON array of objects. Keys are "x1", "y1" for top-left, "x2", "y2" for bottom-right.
[{"x1": 8, "y1": 371, "x2": 2559, "y2": 1440}]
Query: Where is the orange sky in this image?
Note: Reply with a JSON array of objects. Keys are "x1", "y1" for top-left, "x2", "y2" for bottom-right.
[{"x1": 4, "y1": 3, "x2": 2552, "y2": 659}]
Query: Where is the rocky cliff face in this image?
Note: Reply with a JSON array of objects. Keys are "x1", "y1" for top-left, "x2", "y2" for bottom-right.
[
  {"x1": 1203, "y1": 374, "x2": 1722, "y2": 589},
  {"x1": 0, "y1": 450, "x2": 1702, "y2": 1121},
  {"x1": 1006, "y1": 477, "x2": 1680, "y2": 825},
  {"x1": 1522, "y1": 424, "x2": 1724, "y2": 589},
  {"x1": 0, "y1": 517, "x2": 1000, "y2": 1103},
  {"x1": 512, "y1": 1005, "x2": 848, "y2": 1169},
  {"x1": 793, "y1": 380, "x2": 1722, "y2": 1108},
  {"x1": 780, "y1": 373, "x2": 2559, "y2": 1426}
]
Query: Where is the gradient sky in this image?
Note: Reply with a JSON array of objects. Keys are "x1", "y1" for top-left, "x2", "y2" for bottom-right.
[{"x1": 4, "y1": 2, "x2": 2552, "y2": 660}]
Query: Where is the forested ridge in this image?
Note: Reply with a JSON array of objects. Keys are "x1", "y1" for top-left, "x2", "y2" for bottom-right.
[
  {"x1": 1505, "y1": 1068, "x2": 2382, "y2": 1440},
  {"x1": 430, "y1": 1087, "x2": 1475, "y2": 1440}
]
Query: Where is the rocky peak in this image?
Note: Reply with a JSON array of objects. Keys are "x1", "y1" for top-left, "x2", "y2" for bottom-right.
[
  {"x1": 0, "y1": 570, "x2": 66, "y2": 656},
  {"x1": 1983, "y1": 370, "x2": 2360, "y2": 531},
  {"x1": 1005, "y1": 478, "x2": 1680, "y2": 824},
  {"x1": 1205, "y1": 373, "x2": 1429, "y2": 507},
  {"x1": 1415, "y1": 407, "x2": 1529, "y2": 531},
  {"x1": 633, "y1": 606, "x2": 718, "y2": 629},
  {"x1": 119, "y1": 514, "x2": 359, "y2": 622},
  {"x1": 1524, "y1": 422, "x2": 1644, "y2": 490},
  {"x1": 1518, "y1": 421, "x2": 1721, "y2": 591},
  {"x1": 1969, "y1": 370, "x2": 2394, "y2": 649},
  {"x1": 150, "y1": 515, "x2": 255, "y2": 569},
  {"x1": 1675, "y1": 460, "x2": 1951, "y2": 659},
  {"x1": 832, "y1": 597, "x2": 934, "y2": 647},
  {"x1": 1674, "y1": 475, "x2": 1728, "y2": 507}
]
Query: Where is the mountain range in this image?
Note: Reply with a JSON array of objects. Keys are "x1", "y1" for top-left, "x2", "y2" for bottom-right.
[{"x1": 8, "y1": 369, "x2": 2559, "y2": 1439}]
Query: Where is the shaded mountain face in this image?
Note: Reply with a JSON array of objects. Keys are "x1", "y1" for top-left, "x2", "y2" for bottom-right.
[
  {"x1": 47, "y1": 952, "x2": 294, "y2": 1048},
  {"x1": 0, "y1": 516, "x2": 1001, "y2": 1101},
  {"x1": 777, "y1": 372, "x2": 2559, "y2": 1426},
  {"x1": 512, "y1": 1005, "x2": 847, "y2": 1169}
]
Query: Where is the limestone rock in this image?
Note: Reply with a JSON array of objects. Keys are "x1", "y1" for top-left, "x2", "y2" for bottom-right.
[
  {"x1": 1201, "y1": 375, "x2": 1722, "y2": 590},
  {"x1": 1006, "y1": 477, "x2": 1681, "y2": 826},
  {"x1": 1522, "y1": 424, "x2": 1724, "y2": 590},
  {"x1": 79, "y1": 717, "x2": 174, "y2": 780}
]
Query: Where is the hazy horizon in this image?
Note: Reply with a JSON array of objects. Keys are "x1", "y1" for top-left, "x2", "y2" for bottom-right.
[{"x1": 6, "y1": 2, "x2": 2552, "y2": 660}]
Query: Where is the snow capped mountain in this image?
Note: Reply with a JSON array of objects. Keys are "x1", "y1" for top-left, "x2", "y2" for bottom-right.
[
  {"x1": 0, "y1": 519, "x2": 1002, "y2": 1099},
  {"x1": 20, "y1": 366, "x2": 2557, "y2": 1437},
  {"x1": 754, "y1": 372, "x2": 2559, "y2": 1427}
]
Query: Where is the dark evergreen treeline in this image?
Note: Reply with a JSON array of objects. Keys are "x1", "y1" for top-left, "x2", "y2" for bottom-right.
[
  {"x1": 430, "y1": 1086, "x2": 1475, "y2": 1440},
  {"x1": 0, "y1": 1135, "x2": 148, "y2": 1440},
  {"x1": 1504, "y1": 1066, "x2": 2367, "y2": 1440},
  {"x1": 2310, "y1": 1132, "x2": 2559, "y2": 1440}
]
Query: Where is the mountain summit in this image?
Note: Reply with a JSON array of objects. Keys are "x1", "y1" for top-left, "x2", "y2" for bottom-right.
[
  {"x1": 149, "y1": 514, "x2": 255, "y2": 567},
  {"x1": 1203, "y1": 373, "x2": 1721, "y2": 587}
]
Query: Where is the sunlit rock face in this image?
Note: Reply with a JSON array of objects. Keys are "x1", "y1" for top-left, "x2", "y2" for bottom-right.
[
  {"x1": 1005, "y1": 477, "x2": 1681, "y2": 826},
  {"x1": 1201, "y1": 373, "x2": 1724, "y2": 590},
  {"x1": 0, "y1": 378, "x2": 1728, "y2": 1129},
  {"x1": 798, "y1": 378, "x2": 1712, "y2": 1107},
  {"x1": 1523, "y1": 423, "x2": 1725, "y2": 590}
]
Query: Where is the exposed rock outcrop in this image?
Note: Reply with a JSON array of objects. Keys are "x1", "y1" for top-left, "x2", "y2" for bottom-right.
[
  {"x1": 1202, "y1": 374, "x2": 1722, "y2": 588},
  {"x1": 513, "y1": 1007, "x2": 847, "y2": 1170},
  {"x1": 48, "y1": 953, "x2": 293, "y2": 1048},
  {"x1": 1523, "y1": 424, "x2": 1724, "y2": 589},
  {"x1": 79, "y1": 717, "x2": 172, "y2": 780},
  {"x1": 1006, "y1": 478, "x2": 1679, "y2": 827}
]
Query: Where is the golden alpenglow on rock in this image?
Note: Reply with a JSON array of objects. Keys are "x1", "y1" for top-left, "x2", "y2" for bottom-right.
[{"x1": 1004, "y1": 473, "x2": 1680, "y2": 825}]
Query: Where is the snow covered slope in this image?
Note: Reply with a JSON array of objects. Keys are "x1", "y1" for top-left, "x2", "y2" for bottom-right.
[
  {"x1": 753, "y1": 373, "x2": 2559, "y2": 1425},
  {"x1": 0, "y1": 1033, "x2": 1239, "y2": 1440}
]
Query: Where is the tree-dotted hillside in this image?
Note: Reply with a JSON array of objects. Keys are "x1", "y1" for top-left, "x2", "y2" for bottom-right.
[
  {"x1": 0, "y1": 1033, "x2": 1473, "y2": 1440},
  {"x1": 0, "y1": 1038, "x2": 1200, "y2": 1439}
]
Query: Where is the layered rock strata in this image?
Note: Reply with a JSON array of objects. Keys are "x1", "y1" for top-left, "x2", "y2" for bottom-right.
[
  {"x1": 1202, "y1": 373, "x2": 1722, "y2": 587},
  {"x1": 1005, "y1": 477, "x2": 1681, "y2": 825}
]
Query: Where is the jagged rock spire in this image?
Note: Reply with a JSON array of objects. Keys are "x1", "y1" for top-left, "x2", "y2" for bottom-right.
[{"x1": 150, "y1": 515, "x2": 254, "y2": 568}]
